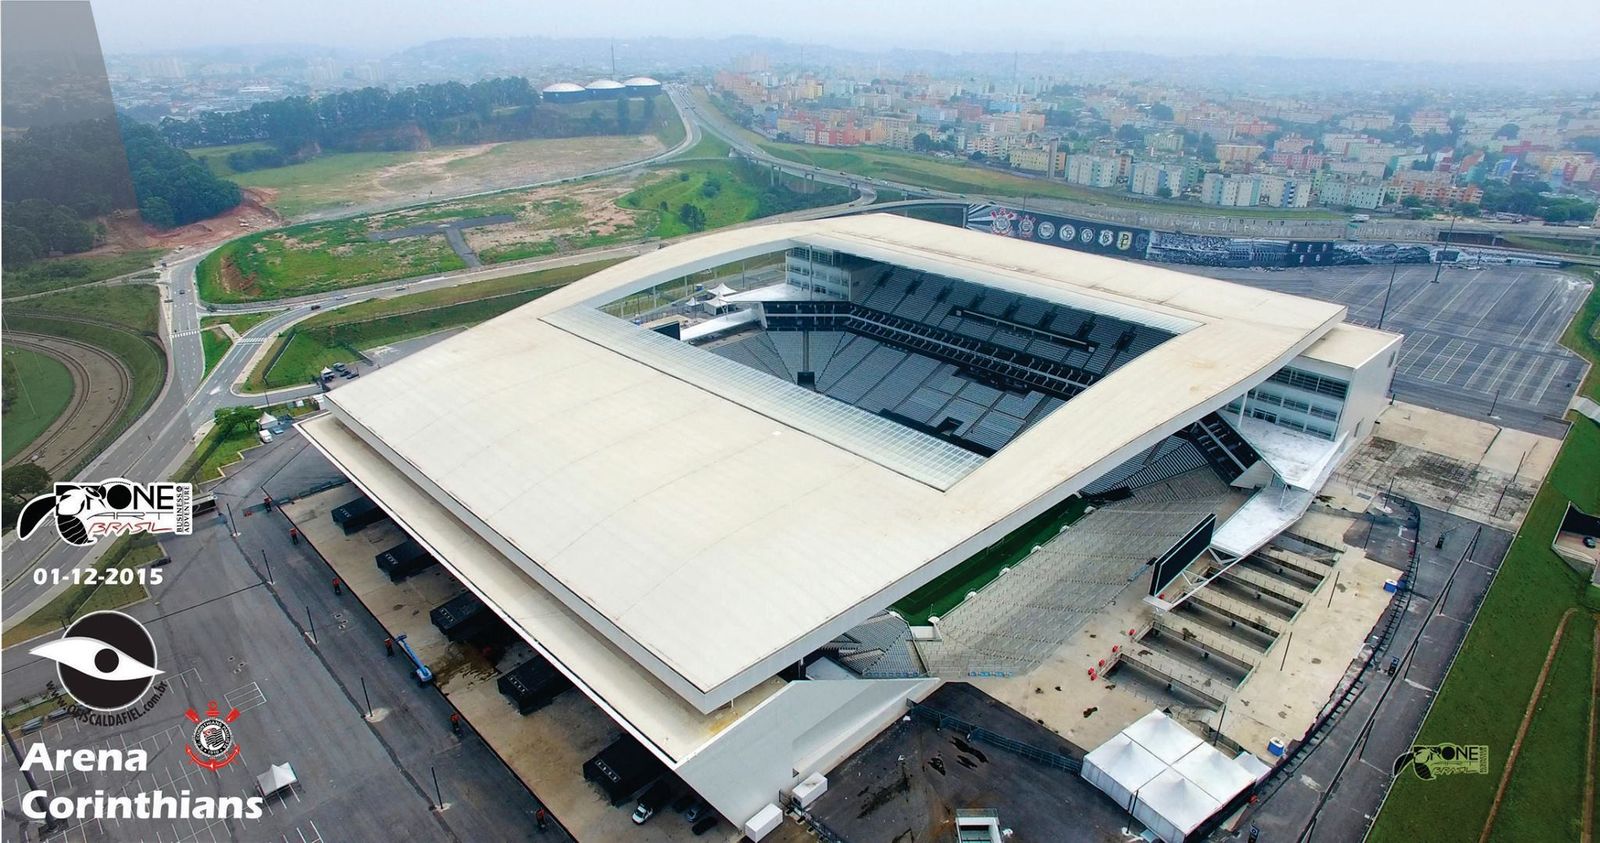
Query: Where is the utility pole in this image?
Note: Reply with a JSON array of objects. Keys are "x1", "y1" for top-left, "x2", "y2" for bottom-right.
[
  {"x1": 1377, "y1": 260, "x2": 1400, "y2": 330},
  {"x1": 1431, "y1": 214, "x2": 1457, "y2": 284},
  {"x1": 261, "y1": 548, "x2": 273, "y2": 584}
]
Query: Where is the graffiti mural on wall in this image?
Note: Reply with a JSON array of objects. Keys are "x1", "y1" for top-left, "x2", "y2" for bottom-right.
[
  {"x1": 966, "y1": 204, "x2": 1555, "y2": 269},
  {"x1": 964, "y1": 203, "x2": 1151, "y2": 258}
]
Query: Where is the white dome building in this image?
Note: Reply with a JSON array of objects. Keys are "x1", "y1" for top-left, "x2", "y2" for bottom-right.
[{"x1": 541, "y1": 81, "x2": 588, "y2": 103}]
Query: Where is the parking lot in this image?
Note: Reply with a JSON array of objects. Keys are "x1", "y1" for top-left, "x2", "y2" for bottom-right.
[
  {"x1": 1197, "y1": 264, "x2": 1591, "y2": 437},
  {"x1": 1, "y1": 435, "x2": 551, "y2": 843}
]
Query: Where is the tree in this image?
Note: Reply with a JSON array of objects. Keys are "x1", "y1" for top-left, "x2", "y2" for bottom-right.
[
  {"x1": 1156, "y1": 185, "x2": 1173, "y2": 199},
  {"x1": 2, "y1": 464, "x2": 53, "y2": 531},
  {"x1": 213, "y1": 406, "x2": 259, "y2": 438},
  {"x1": 1495, "y1": 122, "x2": 1520, "y2": 140},
  {"x1": 700, "y1": 177, "x2": 722, "y2": 199},
  {"x1": 968, "y1": 151, "x2": 987, "y2": 162},
  {"x1": 677, "y1": 203, "x2": 706, "y2": 231},
  {"x1": 1454, "y1": 202, "x2": 1480, "y2": 217},
  {"x1": 1114, "y1": 124, "x2": 1144, "y2": 146},
  {"x1": 911, "y1": 132, "x2": 935, "y2": 153},
  {"x1": 1400, "y1": 195, "x2": 1424, "y2": 208},
  {"x1": 1150, "y1": 103, "x2": 1174, "y2": 122},
  {"x1": 615, "y1": 97, "x2": 630, "y2": 134}
]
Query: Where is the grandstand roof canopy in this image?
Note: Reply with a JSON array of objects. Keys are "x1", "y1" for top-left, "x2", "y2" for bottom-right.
[{"x1": 309, "y1": 215, "x2": 1385, "y2": 713}]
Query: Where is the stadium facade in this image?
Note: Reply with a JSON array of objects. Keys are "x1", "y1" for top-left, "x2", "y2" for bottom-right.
[{"x1": 300, "y1": 215, "x2": 1400, "y2": 836}]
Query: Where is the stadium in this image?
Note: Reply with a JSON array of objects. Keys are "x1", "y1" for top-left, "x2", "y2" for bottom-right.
[{"x1": 299, "y1": 214, "x2": 1400, "y2": 837}]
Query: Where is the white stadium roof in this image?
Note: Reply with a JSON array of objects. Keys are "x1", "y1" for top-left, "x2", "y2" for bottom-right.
[{"x1": 304, "y1": 215, "x2": 1384, "y2": 713}]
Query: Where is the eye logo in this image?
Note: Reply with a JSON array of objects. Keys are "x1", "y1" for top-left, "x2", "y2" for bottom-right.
[
  {"x1": 30, "y1": 611, "x2": 162, "y2": 712},
  {"x1": 16, "y1": 479, "x2": 192, "y2": 546}
]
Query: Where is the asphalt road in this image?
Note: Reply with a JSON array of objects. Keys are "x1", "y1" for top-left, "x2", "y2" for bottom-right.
[
  {"x1": 1196, "y1": 264, "x2": 1592, "y2": 437},
  {"x1": 1238, "y1": 501, "x2": 1511, "y2": 843}
]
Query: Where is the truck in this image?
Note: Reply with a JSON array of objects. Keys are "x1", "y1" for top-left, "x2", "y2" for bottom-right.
[
  {"x1": 330, "y1": 495, "x2": 389, "y2": 535},
  {"x1": 496, "y1": 654, "x2": 574, "y2": 715},
  {"x1": 375, "y1": 538, "x2": 438, "y2": 582}
]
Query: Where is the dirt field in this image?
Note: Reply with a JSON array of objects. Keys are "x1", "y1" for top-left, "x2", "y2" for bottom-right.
[
  {"x1": 272, "y1": 135, "x2": 666, "y2": 221},
  {"x1": 460, "y1": 173, "x2": 649, "y2": 257},
  {"x1": 2, "y1": 332, "x2": 130, "y2": 476},
  {"x1": 94, "y1": 188, "x2": 283, "y2": 255}
]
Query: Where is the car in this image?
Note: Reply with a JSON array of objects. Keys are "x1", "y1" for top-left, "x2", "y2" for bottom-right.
[
  {"x1": 1585, "y1": 536, "x2": 1598, "y2": 549},
  {"x1": 671, "y1": 793, "x2": 697, "y2": 814},
  {"x1": 683, "y1": 800, "x2": 711, "y2": 823},
  {"x1": 331, "y1": 362, "x2": 348, "y2": 371},
  {"x1": 309, "y1": 304, "x2": 321, "y2": 311},
  {"x1": 178, "y1": 288, "x2": 186, "y2": 295},
  {"x1": 151, "y1": 556, "x2": 172, "y2": 567},
  {"x1": 630, "y1": 804, "x2": 655, "y2": 825}
]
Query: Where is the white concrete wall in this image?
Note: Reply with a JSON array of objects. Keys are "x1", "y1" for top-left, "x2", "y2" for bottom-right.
[
  {"x1": 674, "y1": 677, "x2": 939, "y2": 830},
  {"x1": 1294, "y1": 336, "x2": 1401, "y2": 443}
]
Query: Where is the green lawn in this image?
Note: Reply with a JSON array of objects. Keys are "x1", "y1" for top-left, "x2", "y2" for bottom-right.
[
  {"x1": 200, "y1": 326, "x2": 232, "y2": 379},
  {"x1": 0, "y1": 533, "x2": 164, "y2": 647},
  {"x1": 200, "y1": 309, "x2": 284, "y2": 335},
  {"x1": 243, "y1": 259, "x2": 620, "y2": 391},
  {"x1": 680, "y1": 132, "x2": 732, "y2": 160},
  {"x1": 1560, "y1": 271, "x2": 1600, "y2": 403},
  {"x1": 1491, "y1": 611, "x2": 1594, "y2": 843},
  {"x1": 11, "y1": 283, "x2": 162, "y2": 333},
  {"x1": 2, "y1": 346, "x2": 75, "y2": 461},
  {"x1": 2, "y1": 249, "x2": 163, "y2": 299},
  {"x1": 1498, "y1": 233, "x2": 1600, "y2": 258},
  {"x1": 1370, "y1": 276, "x2": 1600, "y2": 841},
  {"x1": 5, "y1": 285, "x2": 166, "y2": 465},
  {"x1": 197, "y1": 218, "x2": 466, "y2": 303},
  {"x1": 894, "y1": 496, "x2": 1090, "y2": 625}
]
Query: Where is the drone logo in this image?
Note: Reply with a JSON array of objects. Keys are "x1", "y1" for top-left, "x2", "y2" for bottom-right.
[
  {"x1": 29, "y1": 611, "x2": 163, "y2": 712},
  {"x1": 17, "y1": 479, "x2": 192, "y2": 547},
  {"x1": 1392, "y1": 743, "x2": 1489, "y2": 780},
  {"x1": 185, "y1": 701, "x2": 243, "y2": 771}
]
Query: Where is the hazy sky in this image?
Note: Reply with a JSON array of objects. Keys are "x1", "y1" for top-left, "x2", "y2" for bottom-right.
[{"x1": 87, "y1": 0, "x2": 1600, "y2": 63}]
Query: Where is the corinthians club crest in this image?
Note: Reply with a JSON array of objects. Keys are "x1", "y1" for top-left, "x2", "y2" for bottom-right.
[{"x1": 185, "y1": 700, "x2": 242, "y2": 770}]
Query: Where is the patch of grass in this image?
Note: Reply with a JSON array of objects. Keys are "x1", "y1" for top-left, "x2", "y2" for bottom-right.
[
  {"x1": 200, "y1": 326, "x2": 232, "y2": 379},
  {"x1": 1498, "y1": 233, "x2": 1600, "y2": 258},
  {"x1": 620, "y1": 161, "x2": 763, "y2": 238},
  {"x1": 0, "y1": 533, "x2": 163, "y2": 648},
  {"x1": 10, "y1": 283, "x2": 162, "y2": 333},
  {"x1": 197, "y1": 218, "x2": 466, "y2": 303},
  {"x1": 2, "y1": 346, "x2": 75, "y2": 462},
  {"x1": 1492, "y1": 612, "x2": 1594, "y2": 843},
  {"x1": 170, "y1": 401, "x2": 316, "y2": 485},
  {"x1": 187, "y1": 141, "x2": 277, "y2": 177},
  {"x1": 4, "y1": 286, "x2": 167, "y2": 475},
  {"x1": 681, "y1": 132, "x2": 732, "y2": 160},
  {"x1": 1370, "y1": 279, "x2": 1600, "y2": 841},
  {"x1": 3, "y1": 697, "x2": 66, "y2": 730},
  {"x1": 243, "y1": 259, "x2": 619, "y2": 391},
  {"x1": 894, "y1": 496, "x2": 1090, "y2": 625},
  {"x1": 2, "y1": 249, "x2": 163, "y2": 299},
  {"x1": 1559, "y1": 270, "x2": 1600, "y2": 403},
  {"x1": 201, "y1": 309, "x2": 284, "y2": 335}
]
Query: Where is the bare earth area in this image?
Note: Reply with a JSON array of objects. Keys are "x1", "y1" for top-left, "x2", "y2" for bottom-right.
[
  {"x1": 96, "y1": 187, "x2": 283, "y2": 253},
  {"x1": 461, "y1": 173, "x2": 649, "y2": 255},
  {"x1": 293, "y1": 135, "x2": 666, "y2": 221}
]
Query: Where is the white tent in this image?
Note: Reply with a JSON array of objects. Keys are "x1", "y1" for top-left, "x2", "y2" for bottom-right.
[
  {"x1": 709, "y1": 282, "x2": 737, "y2": 297},
  {"x1": 1133, "y1": 769, "x2": 1220, "y2": 843},
  {"x1": 1123, "y1": 709, "x2": 1204, "y2": 764},
  {"x1": 1173, "y1": 742, "x2": 1257, "y2": 804},
  {"x1": 1083, "y1": 710, "x2": 1266, "y2": 842},
  {"x1": 256, "y1": 763, "x2": 297, "y2": 796},
  {"x1": 1082, "y1": 733, "x2": 1166, "y2": 811},
  {"x1": 257, "y1": 412, "x2": 277, "y2": 429}
]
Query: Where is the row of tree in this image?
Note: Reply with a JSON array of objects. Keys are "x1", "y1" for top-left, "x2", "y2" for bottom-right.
[
  {"x1": 155, "y1": 76, "x2": 661, "y2": 158},
  {"x1": 2, "y1": 115, "x2": 243, "y2": 266}
]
